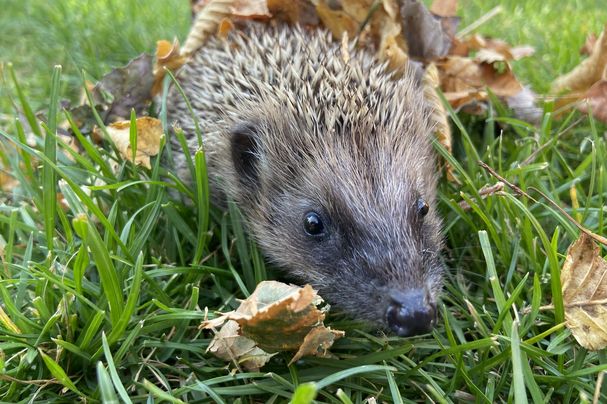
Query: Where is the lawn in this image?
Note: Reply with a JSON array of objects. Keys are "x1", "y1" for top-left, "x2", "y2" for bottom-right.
[{"x1": 1, "y1": 0, "x2": 607, "y2": 402}]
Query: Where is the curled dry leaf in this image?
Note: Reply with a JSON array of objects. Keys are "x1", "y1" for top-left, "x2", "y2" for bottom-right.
[
  {"x1": 201, "y1": 281, "x2": 344, "y2": 369},
  {"x1": 183, "y1": 0, "x2": 270, "y2": 57},
  {"x1": 97, "y1": 117, "x2": 163, "y2": 169},
  {"x1": 206, "y1": 320, "x2": 276, "y2": 371},
  {"x1": 422, "y1": 63, "x2": 454, "y2": 181},
  {"x1": 551, "y1": 24, "x2": 607, "y2": 94},
  {"x1": 181, "y1": 0, "x2": 235, "y2": 57},
  {"x1": 152, "y1": 39, "x2": 187, "y2": 96},
  {"x1": 561, "y1": 233, "x2": 607, "y2": 351}
]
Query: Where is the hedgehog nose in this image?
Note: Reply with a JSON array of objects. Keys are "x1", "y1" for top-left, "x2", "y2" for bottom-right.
[{"x1": 386, "y1": 290, "x2": 437, "y2": 337}]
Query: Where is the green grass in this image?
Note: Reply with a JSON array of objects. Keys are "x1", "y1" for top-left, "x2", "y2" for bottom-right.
[{"x1": 1, "y1": 0, "x2": 607, "y2": 402}]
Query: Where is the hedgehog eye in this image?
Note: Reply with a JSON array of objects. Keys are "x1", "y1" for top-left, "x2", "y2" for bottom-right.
[
  {"x1": 416, "y1": 198, "x2": 429, "y2": 217},
  {"x1": 303, "y1": 212, "x2": 325, "y2": 236}
]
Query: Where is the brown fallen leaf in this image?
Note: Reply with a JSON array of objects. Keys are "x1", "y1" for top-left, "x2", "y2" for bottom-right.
[
  {"x1": 450, "y1": 34, "x2": 534, "y2": 62},
  {"x1": 422, "y1": 63, "x2": 454, "y2": 181},
  {"x1": 92, "y1": 53, "x2": 154, "y2": 123},
  {"x1": 289, "y1": 324, "x2": 343, "y2": 365},
  {"x1": 561, "y1": 233, "x2": 607, "y2": 351},
  {"x1": 267, "y1": 0, "x2": 319, "y2": 25},
  {"x1": 314, "y1": 0, "x2": 360, "y2": 42},
  {"x1": 183, "y1": 0, "x2": 271, "y2": 57},
  {"x1": 401, "y1": 0, "x2": 451, "y2": 60},
  {"x1": 201, "y1": 281, "x2": 344, "y2": 368},
  {"x1": 443, "y1": 90, "x2": 487, "y2": 111},
  {"x1": 191, "y1": 0, "x2": 270, "y2": 18},
  {"x1": 206, "y1": 320, "x2": 276, "y2": 371},
  {"x1": 152, "y1": 39, "x2": 187, "y2": 96},
  {"x1": 581, "y1": 32, "x2": 598, "y2": 56},
  {"x1": 551, "y1": 24, "x2": 607, "y2": 94},
  {"x1": 377, "y1": 7, "x2": 409, "y2": 74},
  {"x1": 578, "y1": 79, "x2": 607, "y2": 124},
  {"x1": 97, "y1": 117, "x2": 163, "y2": 169},
  {"x1": 315, "y1": 0, "x2": 410, "y2": 75},
  {"x1": 430, "y1": 0, "x2": 457, "y2": 17},
  {"x1": 231, "y1": 0, "x2": 270, "y2": 18},
  {"x1": 182, "y1": 0, "x2": 235, "y2": 57},
  {"x1": 438, "y1": 56, "x2": 523, "y2": 100},
  {"x1": 216, "y1": 17, "x2": 235, "y2": 38}
]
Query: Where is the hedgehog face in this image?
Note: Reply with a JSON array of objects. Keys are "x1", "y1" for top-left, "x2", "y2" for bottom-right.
[
  {"x1": 227, "y1": 111, "x2": 444, "y2": 337},
  {"x1": 167, "y1": 23, "x2": 445, "y2": 336}
]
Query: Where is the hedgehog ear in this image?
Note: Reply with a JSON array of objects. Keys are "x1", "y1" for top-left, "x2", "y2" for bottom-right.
[{"x1": 230, "y1": 122, "x2": 261, "y2": 187}]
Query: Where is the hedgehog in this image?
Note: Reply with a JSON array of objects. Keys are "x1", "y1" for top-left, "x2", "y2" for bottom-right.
[{"x1": 166, "y1": 23, "x2": 444, "y2": 337}]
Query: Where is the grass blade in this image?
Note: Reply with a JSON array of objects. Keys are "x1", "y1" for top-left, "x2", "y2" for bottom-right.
[
  {"x1": 42, "y1": 65, "x2": 61, "y2": 250},
  {"x1": 72, "y1": 214, "x2": 124, "y2": 326},
  {"x1": 97, "y1": 361, "x2": 120, "y2": 404},
  {"x1": 39, "y1": 350, "x2": 84, "y2": 397}
]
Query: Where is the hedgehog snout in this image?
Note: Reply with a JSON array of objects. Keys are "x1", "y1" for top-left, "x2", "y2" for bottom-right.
[{"x1": 385, "y1": 289, "x2": 437, "y2": 337}]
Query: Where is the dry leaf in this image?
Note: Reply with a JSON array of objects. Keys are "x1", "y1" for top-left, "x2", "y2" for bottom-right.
[
  {"x1": 443, "y1": 90, "x2": 487, "y2": 110},
  {"x1": 429, "y1": 0, "x2": 457, "y2": 17},
  {"x1": 92, "y1": 53, "x2": 154, "y2": 122},
  {"x1": 561, "y1": 233, "x2": 607, "y2": 351},
  {"x1": 236, "y1": 283, "x2": 327, "y2": 352},
  {"x1": 423, "y1": 63, "x2": 454, "y2": 181},
  {"x1": 100, "y1": 117, "x2": 163, "y2": 169},
  {"x1": 182, "y1": 0, "x2": 234, "y2": 56},
  {"x1": 401, "y1": 0, "x2": 451, "y2": 60},
  {"x1": 183, "y1": 0, "x2": 271, "y2": 57},
  {"x1": 314, "y1": 1, "x2": 359, "y2": 41},
  {"x1": 581, "y1": 32, "x2": 598, "y2": 56},
  {"x1": 377, "y1": 9, "x2": 409, "y2": 74},
  {"x1": 289, "y1": 324, "x2": 344, "y2": 365},
  {"x1": 201, "y1": 281, "x2": 343, "y2": 368},
  {"x1": 152, "y1": 39, "x2": 187, "y2": 96},
  {"x1": 474, "y1": 40, "x2": 534, "y2": 63},
  {"x1": 339, "y1": 0, "x2": 376, "y2": 22},
  {"x1": 217, "y1": 17, "x2": 235, "y2": 38},
  {"x1": 206, "y1": 320, "x2": 275, "y2": 371},
  {"x1": 231, "y1": 0, "x2": 270, "y2": 18},
  {"x1": 450, "y1": 34, "x2": 534, "y2": 62},
  {"x1": 578, "y1": 80, "x2": 607, "y2": 124},
  {"x1": 267, "y1": 0, "x2": 319, "y2": 25},
  {"x1": 551, "y1": 24, "x2": 607, "y2": 94},
  {"x1": 438, "y1": 56, "x2": 522, "y2": 98}
]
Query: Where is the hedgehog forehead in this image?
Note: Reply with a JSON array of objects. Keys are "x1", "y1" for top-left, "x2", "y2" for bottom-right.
[{"x1": 258, "y1": 120, "x2": 425, "y2": 215}]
